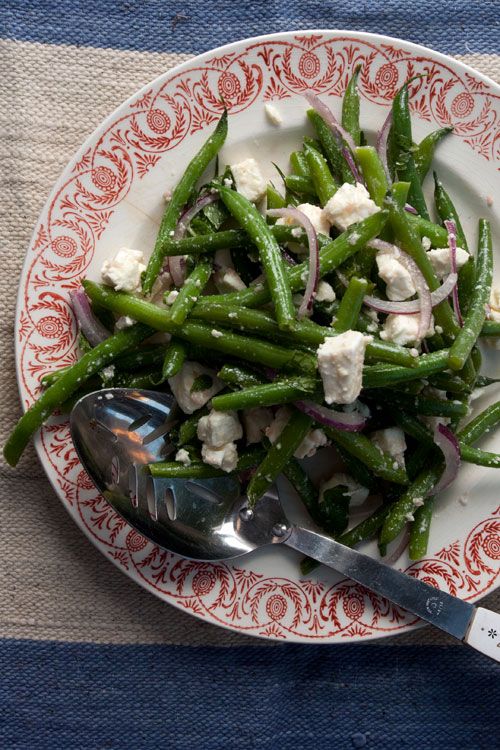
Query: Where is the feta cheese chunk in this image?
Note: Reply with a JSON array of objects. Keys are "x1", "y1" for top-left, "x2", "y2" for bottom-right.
[
  {"x1": 264, "y1": 103, "x2": 283, "y2": 125},
  {"x1": 101, "y1": 247, "x2": 146, "y2": 292},
  {"x1": 376, "y1": 246, "x2": 416, "y2": 301},
  {"x1": 265, "y1": 407, "x2": 291, "y2": 444},
  {"x1": 426, "y1": 246, "x2": 469, "y2": 278},
  {"x1": 197, "y1": 410, "x2": 243, "y2": 448},
  {"x1": 371, "y1": 427, "x2": 407, "y2": 468},
  {"x1": 320, "y1": 472, "x2": 369, "y2": 507},
  {"x1": 323, "y1": 182, "x2": 379, "y2": 231},
  {"x1": 488, "y1": 287, "x2": 500, "y2": 322},
  {"x1": 277, "y1": 202, "x2": 331, "y2": 237},
  {"x1": 168, "y1": 362, "x2": 224, "y2": 414},
  {"x1": 315, "y1": 280, "x2": 336, "y2": 303},
  {"x1": 265, "y1": 406, "x2": 327, "y2": 459},
  {"x1": 214, "y1": 267, "x2": 247, "y2": 293},
  {"x1": 317, "y1": 331, "x2": 371, "y2": 405},
  {"x1": 175, "y1": 448, "x2": 191, "y2": 466},
  {"x1": 201, "y1": 442, "x2": 239, "y2": 473},
  {"x1": 243, "y1": 407, "x2": 273, "y2": 444},
  {"x1": 115, "y1": 315, "x2": 135, "y2": 330},
  {"x1": 165, "y1": 290, "x2": 179, "y2": 305},
  {"x1": 231, "y1": 158, "x2": 267, "y2": 203},
  {"x1": 380, "y1": 313, "x2": 435, "y2": 346}
]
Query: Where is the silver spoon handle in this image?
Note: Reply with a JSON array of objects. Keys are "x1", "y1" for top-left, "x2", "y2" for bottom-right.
[{"x1": 285, "y1": 526, "x2": 500, "y2": 661}]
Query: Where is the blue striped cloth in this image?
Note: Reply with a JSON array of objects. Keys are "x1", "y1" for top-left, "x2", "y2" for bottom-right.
[{"x1": 0, "y1": 2, "x2": 499, "y2": 748}]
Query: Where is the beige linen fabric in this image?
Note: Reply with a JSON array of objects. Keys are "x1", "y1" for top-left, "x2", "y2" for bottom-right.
[{"x1": 0, "y1": 38, "x2": 498, "y2": 645}]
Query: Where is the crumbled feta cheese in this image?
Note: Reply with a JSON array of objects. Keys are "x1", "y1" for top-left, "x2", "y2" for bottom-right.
[
  {"x1": 197, "y1": 410, "x2": 243, "y2": 448},
  {"x1": 211, "y1": 329, "x2": 223, "y2": 338},
  {"x1": 294, "y1": 428, "x2": 328, "y2": 459},
  {"x1": 487, "y1": 287, "x2": 500, "y2": 322},
  {"x1": 175, "y1": 448, "x2": 191, "y2": 466},
  {"x1": 323, "y1": 182, "x2": 379, "y2": 231},
  {"x1": 291, "y1": 227, "x2": 302, "y2": 239},
  {"x1": 163, "y1": 189, "x2": 172, "y2": 202},
  {"x1": 421, "y1": 236, "x2": 432, "y2": 251},
  {"x1": 426, "y1": 246, "x2": 469, "y2": 278},
  {"x1": 420, "y1": 415, "x2": 451, "y2": 431},
  {"x1": 405, "y1": 512, "x2": 415, "y2": 522},
  {"x1": 264, "y1": 103, "x2": 283, "y2": 125},
  {"x1": 101, "y1": 365, "x2": 115, "y2": 381},
  {"x1": 410, "y1": 348, "x2": 419, "y2": 358},
  {"x1": 413, "y1": 497, "x2": 425, "y2": 507},
  {"x1": 315, "y1": 280, "x2": 336, "y2": 303},
  {"x1": 214, "y1": 267, "x2": 247, "y2": 293},
  {"x1": 435, "y1": 325, "x2": 443, "y2": 334},
  {"x1": 317, "y1": 330, "x2": 371, "y2": 405},
  {"x1": 115, "y1": 315, "x2": 135, "y2": 330},
  {"x1": 371, "y1": 427, "x2": 407, "y2": 468},
  {"x1": 168, "y1": 362, "x2": 224, "y2": 414},
  {"x1": 201, "y1": 442, "x2": 239, "y2": 473},
  {"x1": 243, "y1": 407, "x2": 273, "y2": 444},
  {"x1": 320, "y1": 472, "x2": 369, "y2": 507},
  {"x1": 231, "y1": 158, "x2": 267, "y2": 203},
  {"x1": 276, "y1": 202, "x2": 330, "y2": 237},
  {"x1": 223, "y1": 177, "x2": 233, "y2": 188},
  {"x1": 380, "y1": 313, "x2": 435, "y2": 346},
  {"x1": 265, "y1": 407, "x2": 291, "y2": 444},
  {"x1": 376, "y1": 246, "x2": 416, "y2": 301},
  {"x1": 165, "y1": 290, "x2": 179, "y2": 305},
  {"x1": 101, "y1": 247, "x2": 146, "y2": 292}
]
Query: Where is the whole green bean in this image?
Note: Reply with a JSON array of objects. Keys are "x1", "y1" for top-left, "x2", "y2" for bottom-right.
[
  {"x1": 363, "y1": 350, "x2": 449, "y2": 389},
  {"x1": 325, "y1": 428, "x2": 408, "y2": 485},
  {"x1": 459, "y1": 444, "x2": 500, "y2": 468},
  {"x1": 143, "y1": 111, "x2": 227, "y2": 293},
  {"x1": 168, "y1": 259, "x2": 212, "y2": 325},
  {"x1": 458, "y1": 401, "x2": 500, "y2": 443},
  {"x1": 304, "y1": 143, "x2": 338, "y2": 206},
  {"x1": 448, "y1": 220, "x2": 493, "y2": 370},
  {"x1": 217, "y1": 184, "x2": 295, "y2": 329},
  {"x1": 379, "y1": 464, "x2": 442, "y2": 546},
  {"x1": 342, "y1": 65, "x2": 362, "y2": 146},
  {"x1": 414, "y1": 127, "x2": 453, "y2": 182},
  {"x1": 284, "y1": 174, "x2": 316, "y2": 198},
  {"x1": 4, "y1": 323, "x2": 152, "y2": 466},
  {"x1": 247, "y1": 410, "x2": 313, "y2": 506},
  {"x1": 149, "y1": 447, "x2": 266, "y2": 478},
  {"x1": 355, "y1": 146, "x2": 389, "y2": 207},
  {"x1": 339, "y1": 503, "x2": 393, "y2": 547},
  {"x1": 389, "y1": 392, "x2": 469, "y2": 419},
  {"x1": 217, "y1": 364, "x2": 266, "y2": 388},
  {"x1": 333, "y1": 277, "x2": 369, "y2": 332},
  {"x1": 211, "y1": 377, "x2": 318, "y2": 411},
  {"x1": 161, "y1": 338, "x2": 186, "y2": 380},
  {"x1": 409, "y1": 497, "x2": 435, "y2": 560}
]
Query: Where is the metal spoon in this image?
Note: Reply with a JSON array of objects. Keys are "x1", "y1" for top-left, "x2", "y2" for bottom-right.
[{"x1": 70, "y1": 388, "x2": 500, "y2": 660}]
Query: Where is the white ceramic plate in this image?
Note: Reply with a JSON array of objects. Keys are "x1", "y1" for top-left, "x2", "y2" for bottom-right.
[{"x1": 16, "y1": 30, "x2": 500, "y2": 642}]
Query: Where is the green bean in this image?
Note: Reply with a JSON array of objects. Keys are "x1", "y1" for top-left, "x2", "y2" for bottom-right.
[
  {"x1": 168, "y1": 258, "x2": 212, "y2": 325},
  {"x1": 380, "y1": 464, "x2": 442, "y2": 546},
  {"x1": 459, "y1": 444, "x2": 500, "y2": 468},
  {"x1": 389, "y1": 392, "x2": 469, "y2": 419},
  {"x1": 304, "y1": 143, "x2": 338, "y2": 206},
  {"x1": 480, "y1": 321, "x2": 500, "y2": 337},
  {"x1": 409, "y1": 497, "x2": 435, "y2": 559},
  {"x1": 407, "y1": 213, "x2": 449, "y2": 247},
  {"x1": 83, "y1": 281, "x2": 316, "y2": 374},
  {"x1": 307, "y1": 109, "x2": 352, "y2": 184},
  {"x1": 284, "y1": 174, "x2": 316, "y2": 198},
  {"x1": 458, "y1": 401, "x2": 500, "y2": 443},
  {"x1": 475, "y1": 375, "x2": 500, "y2": 388},
  {"x1": 115, "y1": 345, "x2": 166, "y2": 372},
  {"x1": 217, "y1": 364, "x2": 266, "y2": 388},
  {"x1": 448, "y1": 220, "x2": 493, "y2": 370},
  {"x1": 333, "y1": 277, "x2": 369, "y2": 332},
  {"x1": 325, "y1": 428, "x2": 408, "y2": 485},
  {"x1": 143, "y1": 111, "x2": 227, "y2": 293},
  {"x1": 362, "y1": 350, "x2": 449, "y2": 388},
  {"x1": 290, "y1": 150, "x2": 311, "y2": 177},
  {"x1": 282, "y1": 458, "x2": 318, "y2": 513},
  {"x1": 355, "y1": 146, "x2": 389, "y2": 207},
  {"x1": 342, "y1": 65, "x2": 361, "y2": 146},
  {"x1": 4, "y1": 323, "x2": 152, "y2": 466},
  {"x1": 339, "y1": 503, "x2": 393, "y2": 547},
  {"x1": 217, "y1": 184, "x2": 295, "y2": 330},
  {"x1": 149, "y1": 447, "x2": 266, "y2": 478},
  {"x1": 389, "y1": 82, "x2": 429, "y2": 218},
  {"x1": 247, "y1": 410, "x2": 313, "y2": 506},
  {"x1": 114, "y1": 368, "x2": 164, "y2": 389},
  {"x1": 177, "y1": 407, "x2": 208, "y2": 446},
  {"x1": 406, "y1": 443, "x2": 432, "y2": 481},
  {"x1": 161, "y1": 338, "x2": 186, "y2": 380},
  {"x1": 336, "y1": 445, "x2": 379, "y2": 492},
  {"x1": 160, "y1": 229, "x2": 247, "y2": 256},
  {"x1": 194, "y1": 211, "x2": 388, "y2": 311},
  {"x1": 414, "y1": 127, "x2": 453, "y2": 182},
  {"x1": 211, "y1": 377, "x2": 318, "y2": 411},
  {"x1": 428, "y1": 372, "x2": 469, "y2": 394},
  {"x1": 266, "y1": 184, "x2": 286, "y2": 210},
  {"x1": 386, "y1": 195, "x2": 458, "y2": 337}
]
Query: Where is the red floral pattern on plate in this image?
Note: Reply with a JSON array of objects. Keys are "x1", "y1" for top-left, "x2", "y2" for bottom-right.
[{"x1": 16, "y1": 32, "x2": 499, "y2": 642}]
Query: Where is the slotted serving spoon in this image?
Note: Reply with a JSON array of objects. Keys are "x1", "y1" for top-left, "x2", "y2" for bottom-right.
[{"x1": 70, "y1": 388, "x2": 500, "y2": 660}]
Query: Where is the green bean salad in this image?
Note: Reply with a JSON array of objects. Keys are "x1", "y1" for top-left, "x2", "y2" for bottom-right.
[{"x1": 6, "y1": 69, "x2": 500, "y2": 569}]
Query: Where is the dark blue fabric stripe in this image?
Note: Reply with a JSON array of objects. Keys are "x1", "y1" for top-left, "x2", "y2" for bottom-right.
[
  {"x1": 1, "y1": 0, "x2": 499, "y2": 56},
  {"x1": 1, "y1": 639, "x2": 498, "y2": 749}
]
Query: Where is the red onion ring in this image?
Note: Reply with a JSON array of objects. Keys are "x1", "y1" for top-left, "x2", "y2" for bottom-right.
[
  {"x1": 304, "y1": 93, "x2": 362, "y2": 182},
  {"x1": 362, "y1": 273, "x2": 457, "y2": 315},
  {"x1": 69, "y1": 288, "x2": 111, "y2": 346},
  {"x1": 376, "y1": 109, "x2": 392, "y2": 182},
  {"x1": 444, "y1": 219, "x2": 464, "y2": 327},
  {"x1": 430, "y1": 423, "x2": 461, "y2": 495},
  {"x1": 384, "y1": 527, "x2": 410, "y2": 566},
  {"x1": 267, "y1": 207, "x2": 319, "y2": 318},
  {"x1": 295, "y1": 400, "x2": 366, "y2": 432},
  {"x1": 169, "y1": 255, "x2": 187, "y2": 287}
]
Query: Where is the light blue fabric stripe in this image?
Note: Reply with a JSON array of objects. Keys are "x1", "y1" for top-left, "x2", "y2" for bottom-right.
[
  {"x1": 1, "y1": 0, "x2": 498, "y2": 55},
  {"x1": 1, "y1": 638, "x2": 498, "y2": 749}
]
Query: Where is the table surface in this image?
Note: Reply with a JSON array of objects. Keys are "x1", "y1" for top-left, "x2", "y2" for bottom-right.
[{"x1": 1, "y1": 3, "x2": 499, "y2": 748}]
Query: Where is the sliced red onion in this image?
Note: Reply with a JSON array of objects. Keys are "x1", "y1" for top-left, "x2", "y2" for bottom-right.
[
  {"x1": 366, "y1": 240, "x2": 432, "y2": 336},
  {"x1": 384, "y1": 527, "x2": 410, "y2": 566},
  {"x1": 281, "y1": 248, "x2": 298, "y2": 266},
  {"x1": 404, "y1": 203, "x2": 418, "y2": 215},
  {"x1": 169, "y1": 255, "x2": 187, "y2": 287},
  {"x1": 362, "y1": 272, "x2": 457, "y2": 314},
  {"x1": 376, "y1": 109, "x2": 392, "y2": 182},
  {"x1": 341, "y1": 146, "x2": 364, "y2": 184},
  {"x1": 444, "y1": 219, "x2": 464, "y2": 327},
  {"x1": 430, "y1": 423, "x2": 461, "y2": 495},
  {"x1": 267, "y1": 207, "x2": 319, "y2": 318},
  {"x1": 304, "y1": 92, "x2": 357, "y2": 153},
  {"x1": 174, "y1": 193, "x2": 219, "y2": 240},
  {"x1": 295, "y1": 400, "x2": 366, "y2": 432},
  {"x1": 69, "y1": 288, "x2": 111, "y2": 346}
]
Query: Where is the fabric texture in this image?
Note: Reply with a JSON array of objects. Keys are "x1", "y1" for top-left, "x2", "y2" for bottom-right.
[{"x1": 0, "y1": 4, "x2": 499, "y2": 747}]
